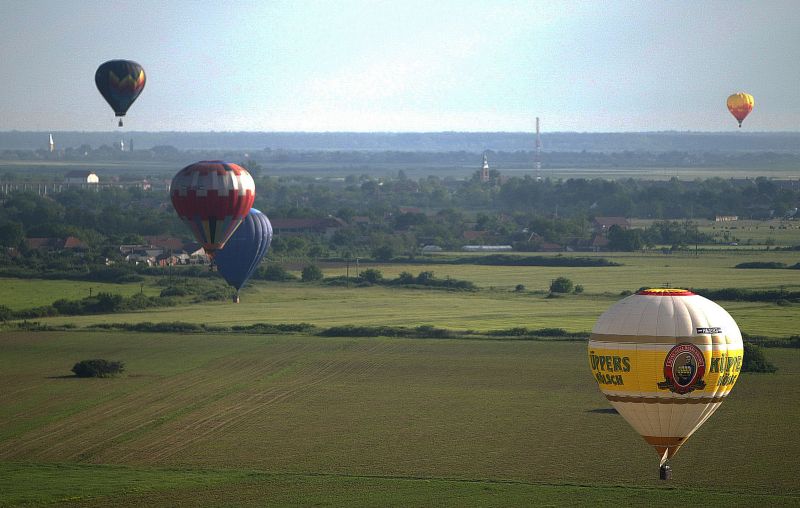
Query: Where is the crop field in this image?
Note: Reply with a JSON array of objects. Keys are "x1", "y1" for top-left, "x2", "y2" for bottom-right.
[
  {"x1": 318, "y1": 250, "x2": 800, "y2": 292},
  {"x1": 23, "y1": 283, "x2": 798, "y2": 339},
  {"x1": 3, "y1": 250, "x2": 798, "y2": 338},
  {"x1": 0, "y1": 331, "x2": 798, "y2": 507},
  {"x1": 0, "y1": 278, "x2": 161, "y2": 311},
  {"x1": 1, "y1": 249, "x2": 799, "y2": 506}
]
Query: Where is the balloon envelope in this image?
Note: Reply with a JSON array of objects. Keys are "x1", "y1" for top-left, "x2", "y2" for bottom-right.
[
  {"x1": 170, "y1": 161, "x2": 256, "y2": 258},
  {"x1": 727, "y1": 92, "x2": 754, "y2": 127},
  {"x1": 588, "y1": 288, "x2": 743, "y2": 465},
  {"x1": 215, "y1": 209, "x2": 273, "y2": 294},
  {"x1": 95, "y1": 60, "x2": 146, "y2": 119}
]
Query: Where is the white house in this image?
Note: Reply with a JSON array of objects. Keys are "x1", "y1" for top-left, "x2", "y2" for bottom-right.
[{"x1": 64, "y1": 170, "x2": 99, "y2": 185}]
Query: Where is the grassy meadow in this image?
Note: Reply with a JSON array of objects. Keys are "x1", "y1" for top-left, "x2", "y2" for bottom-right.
[
  {"x1": 1, "y1": 248, "x2": 799, "y2": 506},
  {"x1": 0, "y1": 331, "x2": 797, "y2": 507},
  {"x1": 14, "y1": 250, "x2": 797, "y2": 338}
]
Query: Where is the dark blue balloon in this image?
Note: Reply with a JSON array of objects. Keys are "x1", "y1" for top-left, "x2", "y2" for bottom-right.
[{"x1": 215, "y1": 208, "x2": 272, "y2": 299}]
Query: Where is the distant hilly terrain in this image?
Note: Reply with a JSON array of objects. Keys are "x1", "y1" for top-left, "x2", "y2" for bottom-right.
[{"x1": 2, "y1": 131, "x2": 799, "y2": 153}]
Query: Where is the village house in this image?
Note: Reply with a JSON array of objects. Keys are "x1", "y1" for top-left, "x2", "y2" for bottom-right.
[
  {"x1": 592, "y1": 216, "x2": 631, "y2": 232},
  {"x1": 25, "y1": 236, "x2": 87, "y2": 252},
  {"x1": 64, "y1": 170, "x2": 99, "y2": 185},
  {"x1": 270, "y1": 217, "x2": 346, "y2": 238}
]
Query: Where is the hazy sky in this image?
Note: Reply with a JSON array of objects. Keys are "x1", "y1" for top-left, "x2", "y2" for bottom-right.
[{"x1": 1, "y1": 0, "x2": 798, "y2": 132}]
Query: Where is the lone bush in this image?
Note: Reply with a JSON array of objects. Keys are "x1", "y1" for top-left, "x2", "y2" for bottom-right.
[
  {"x1": 301, "y1": 264, "x2": 323, "y2": 282},
  {"x1": 261, "y1": 265, "x2": 297, "y2": 281},
  {"x1": 549, "y1": 277, "x2": 574, "y2": 294},
  {"x1": 71, "y1": 359, "x2": 125, "y2": 378},
  {"x1": 359, "y1": 268, "x2": 383, "y2": 283}
]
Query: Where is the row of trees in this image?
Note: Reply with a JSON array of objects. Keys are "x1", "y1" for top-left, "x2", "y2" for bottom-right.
[{"x1": 0, "y1": 173, "x2": 797, "y2": 266}]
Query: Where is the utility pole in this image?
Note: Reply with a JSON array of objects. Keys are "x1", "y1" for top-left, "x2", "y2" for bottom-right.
[{"x1": 535, "y1": 117, "x2": 542, "y2": 179}]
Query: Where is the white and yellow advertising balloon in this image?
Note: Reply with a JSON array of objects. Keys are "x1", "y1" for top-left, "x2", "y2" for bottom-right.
[{"x1": 588, "y1": 288, "x2": 743, "y2": 477}]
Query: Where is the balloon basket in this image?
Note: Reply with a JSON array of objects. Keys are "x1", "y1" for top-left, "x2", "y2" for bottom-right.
[
  {"x1": 232, "y1": 294, "x2": 240, "y2": 304},
  {"x1": 659, "y1": 464, "x2": 672, "y2": 481}
]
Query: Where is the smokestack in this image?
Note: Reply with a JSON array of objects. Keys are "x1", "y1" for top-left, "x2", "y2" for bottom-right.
[{"x1": 535, "y1": 117, "x2": 542, "y2": 172}]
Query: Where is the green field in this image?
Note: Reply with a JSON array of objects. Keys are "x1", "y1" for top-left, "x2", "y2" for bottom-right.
[
  {"x1": 9, "y1": 250, "x2": 796, "y2": 338},
  {"x1": 0, "y1": 331, "x2": 797, "y2": 507},
  {"x1": 2, "y1": 250, "x2": 799, "y2": 506},
  {"x1": 0, "y1": 278, "x2": 161, "y2": 311}
]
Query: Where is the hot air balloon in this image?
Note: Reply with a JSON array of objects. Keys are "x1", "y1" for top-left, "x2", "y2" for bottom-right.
[
  {"x1": 727, "y1": 92, "x2": 754, "y2": 128},
  {"x1": 214, "y1": 208, "x2": 273, "y2": 303},
  {"x1": 95, "y1": 60, "x2": 146, "y2": 127},
  {"x1": 588, "y1": 288, "x2": 744, "y2": 479},
  {"x1": 170, "y1": 161, "x2": 256, "y2": 260}
]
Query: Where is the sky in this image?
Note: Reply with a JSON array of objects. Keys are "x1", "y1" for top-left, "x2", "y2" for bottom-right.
[{"x1": 0, "y1": 0, "x2": 798, "y2": 132}]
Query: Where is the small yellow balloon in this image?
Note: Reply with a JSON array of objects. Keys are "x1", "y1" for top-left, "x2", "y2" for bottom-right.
[{"x1": 727, "y1": 92, "x2": 754, "y2": 127}]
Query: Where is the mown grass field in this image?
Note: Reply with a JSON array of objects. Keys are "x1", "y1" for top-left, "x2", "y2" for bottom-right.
[
  {"x1": 25, "y1": 283, "x2": 798, "y2": 338},
  {"x1": 0, "y1": 278, "x2": 161, "y2": 311},
  {"x1": 11, "y1": 250, "x2": 796, "y2": 338},
  {"x1": 0, "y1": 331, "x2": 797, "y2": 507},
  {"x1": 1, "y1": 249, "x2": 799, "y2": 506}
]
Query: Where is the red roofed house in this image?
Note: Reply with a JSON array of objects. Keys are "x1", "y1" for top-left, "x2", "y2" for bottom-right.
[
  {"x1": 592, "y1": 217, "x2": 630, "y2": 232},
  {"x1": 270, "y1": 217, "x2": 346, "y2": 237}
]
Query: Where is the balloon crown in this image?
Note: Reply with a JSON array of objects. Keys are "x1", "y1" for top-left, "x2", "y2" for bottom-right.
[{"x1": 637, "y1": 288, "x2": 695, "y2": 296}]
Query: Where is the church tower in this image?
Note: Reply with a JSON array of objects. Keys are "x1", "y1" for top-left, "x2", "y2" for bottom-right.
[{"x1": 481, "y1": 153, "x2": 490, "y2": 183}]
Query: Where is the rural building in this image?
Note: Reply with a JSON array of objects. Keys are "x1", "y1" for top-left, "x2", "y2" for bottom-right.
[
  {"x1": 25, "y1": 236, "x2": 87, "y2": 252},
  {"x1": 462, "y1": 245, "x2": 512, "y2": 252},
  {"x1": 421, "y1": 245, "x2": 443, "y2": 253},
  {"x1": 715, "y1": 215, "x2": 739, "y2": 222},
  {"x1": 64, "y1": 170, "x2": 99, "y2": 185},
  {"x1": 480, "y1": 153, "x2": 490, "y2": 183},
  {"x1": 592, "y1": 217, "x2": 630, "y2": 232},
  {"x1": 270, "y1": 217, "x2": 346, "y2": 237}
]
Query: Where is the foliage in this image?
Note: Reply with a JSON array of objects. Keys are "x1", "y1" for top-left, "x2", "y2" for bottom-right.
[
  {"x1": 372, "y1": 245, "x2": 394, "y2": 262},
  {"x1": 318, "y1": 324, "x2": 453, "y2": 338},
  {"x1": 607, "y1": 225, "x2": 643, "y2": 251},
  {"x1": 692, "y1": 287, "x2": 800, "y2": 303},
  {"x1": 741, "y1": 342, "x2": 777, "y2": 373},
  {"x1": 735, "y1": 262, "x2": 787, "y2": 269},
  {"x1": 359, "y1": 268, "x2": 383, "y2": 283},
  {"x1": 440, "y1": 255, "x2": 620, "y2": 267},
  {"x1": 301, "y1": 264, "x2": 323, "y2": 282},
  {"x1": 71, "y1": 359, "x2": 125, "y2": 378},
  {"x1": 0, "y1": 221, "x2": 24, "y2": 248},
  {"x1": 257, "y1": 264, "x2": 297, "y2": 281},
  {"x1": 549, "y1": 277, "x2": 574, "y2": 294}
]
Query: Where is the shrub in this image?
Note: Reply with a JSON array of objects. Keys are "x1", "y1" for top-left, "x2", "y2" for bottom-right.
[
  {"x1": 359, "y1": 268, "x2": 383, "y2": 283},
  {"x1": 260, "y1": 264, "x2": 297, "y2": 281},
  {"x1": 160, "y1": 286, "x2": 190, "y2": 297},
  {"x1": 0, "y1": 305, "x2": 13, "y2": 321},
  {"x1": 372, "y1": 245, "x2": 394, "y2": 262},
  {"x1": 71, "y1": 359, "x2": 125, "y2": 378},
  {"x1": 515, "y1": 284, "x2": 526, "y2": 292},
  {"x1": 550, "y1": 277, "x2": 574, "y2": 294},
  {"x1": 397, "y1": 271, "x2": 415, "y2": 284},
  {"x1": 416, "y1": 271, "x2": 435, "y2": 284},
  {"x1": 301, "y1": 264, "x2": 323, "y2": 282},
  {"x1": 741, "y1": 342, "x2": 777, "y2": 373},
  {"x1": 573, "y1": 284, "x2": 584, "y2": 294},
  {"x1": 734, "y1": 262, "x2": 786, "y2": 269}
]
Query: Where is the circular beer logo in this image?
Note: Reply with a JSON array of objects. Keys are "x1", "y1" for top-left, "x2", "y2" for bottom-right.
[{"x1": 661, "y1": 343, "x2": 706, "y2": 394}]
